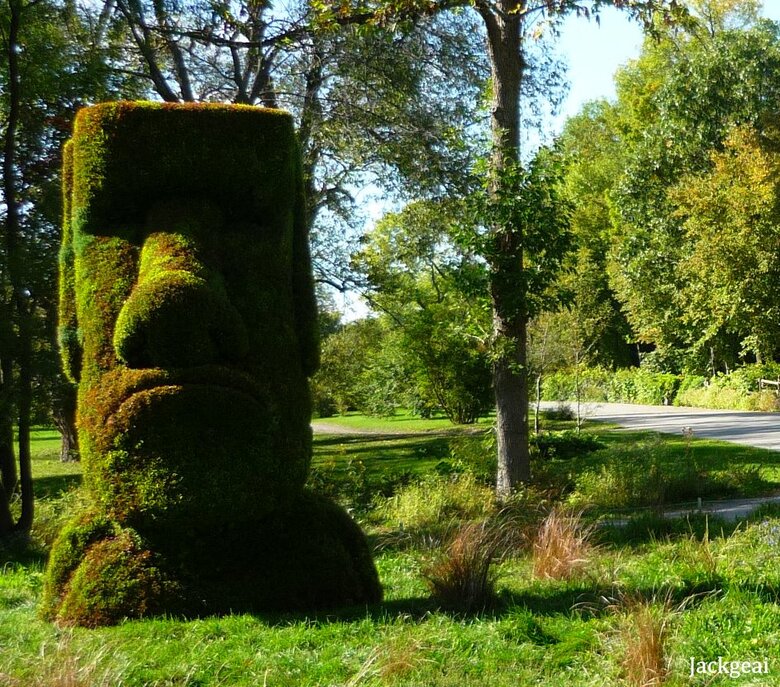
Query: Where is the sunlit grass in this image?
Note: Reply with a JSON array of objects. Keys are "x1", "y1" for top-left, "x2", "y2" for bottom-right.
[{"x1": 2, "y1": 419, "x2": 780, "y2": 685}]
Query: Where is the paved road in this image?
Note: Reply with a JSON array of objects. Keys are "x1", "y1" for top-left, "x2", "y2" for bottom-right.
[{"x1": 542, "y1": 401, "x2": 780, "y2": 452}]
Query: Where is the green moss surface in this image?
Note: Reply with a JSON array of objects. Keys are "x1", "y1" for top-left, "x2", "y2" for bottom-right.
[{"x1": 45, "y1": 101, "x2": 378, "y2": 627}]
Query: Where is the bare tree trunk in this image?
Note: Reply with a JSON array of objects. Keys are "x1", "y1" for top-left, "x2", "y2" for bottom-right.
[
  {"x1": 534, "y1": 373, "x2": 542, "y2": 435},
  {"x1": 53, "y1": 383, "x2": 79, "y2": 462},
  {"x1": 479, "y1": 0, "x2": 529, "y2": 499},
  {"x1": 3, "y1": 0, "x2": 34, "y2": 534},
  {"x1": 0, "y1": 357, "x2": 15, "y2": 533},
  {"x1": 0, "y1": 351, "x2": 17, "y2": 494}
]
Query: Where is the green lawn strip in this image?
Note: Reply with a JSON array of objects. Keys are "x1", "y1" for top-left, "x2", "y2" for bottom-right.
[
  {"x1": 312, "y1": 433, "x2": 459, "y2": 479},
  {"x1": 313, "y1": 410, "x2": 494, "y2": 434},
  {"x1": 10, "y1": 428, "x2": 82, "y2": 500},
  {"x1": 4, "y1": 537, "x2": 780, "y2": 685}
]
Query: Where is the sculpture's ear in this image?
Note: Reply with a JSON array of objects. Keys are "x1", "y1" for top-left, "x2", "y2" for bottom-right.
[
  {"x1": 292, "y1": 142, "x2": 319, "y2": 377},
  {"x1": 59, "y1": 139, "x2": 82, "y2": 383}
]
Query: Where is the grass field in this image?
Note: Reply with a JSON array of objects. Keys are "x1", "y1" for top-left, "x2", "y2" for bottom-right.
[{"x1": 2, "y1": 414, "x2": 780, "y2": 686}]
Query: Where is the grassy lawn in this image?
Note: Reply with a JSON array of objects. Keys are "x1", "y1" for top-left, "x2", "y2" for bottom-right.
[
  {"x1": 313, "y1": 409, "x2": 495, "y2": 433},
  {"x1": 1, "y1": 416, "x2": 780, "y2": 685}
]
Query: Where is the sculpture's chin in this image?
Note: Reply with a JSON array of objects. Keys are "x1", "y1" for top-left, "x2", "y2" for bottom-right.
[{"x1": 91, "y1": 384, "x2": 310, "y2": 530}]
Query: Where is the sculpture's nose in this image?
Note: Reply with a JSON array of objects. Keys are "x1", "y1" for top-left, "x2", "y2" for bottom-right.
[{"x1": 113, "y1": 202, "x2": 249, "y2": 369}]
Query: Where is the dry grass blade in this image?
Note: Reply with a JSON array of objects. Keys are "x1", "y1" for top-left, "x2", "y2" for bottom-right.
[
  {"x1": 8, "y1": 634, "x2": 126, "y2": 687},
  {"x1": 345, "y1": 647, "x2": 381, "y2": 687},
  {"x1": 532, "y1": 507, "x2": 595, "y2": 581},
  {"x1": 601, "y1": 590, "x2": 687, "y2": 687},
  {"x1": 378, "y1": 638, "x2": 433, "y2": 680},
  {"x1": 423, "y1": 520, "x2": 502, "y2": 613},
  {"x1": 619, "y1": 599, "x2": 672, "y2": 687}
]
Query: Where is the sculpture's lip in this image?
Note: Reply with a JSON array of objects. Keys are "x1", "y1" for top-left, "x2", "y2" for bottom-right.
[{"x1": 89, "y1": 365, "x2": 265, "y2": 426}]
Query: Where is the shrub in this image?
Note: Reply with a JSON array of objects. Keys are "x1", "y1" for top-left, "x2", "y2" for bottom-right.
[
  {"x1": 308, "y1": 459, "x2": 414, "y2": 510},
  {"x1": 530, "y1": 430, "x2": 604, "y2": 460},
  {"x1": 567, "y1": 443, "x2": 674, "y2": 510},
  {"x1": 676, "y1": 364, "x2": 780, "y2": 411},
  {"x1": 544, "y1": 363, "x2": 780, "y2": 411},
  {"x1": 531, "y1": 508, "x2": 595, "y2": 581},
  {"x1": 448, "y1": 433, "x2": 496, "y2": 485},
  {"x1": 423, "y1": 520, "x2": 502, "y2": 612},
  {"x1": 630, "y1": 370, "x2": 680, "y2": 405},
  {"x1": 542, "y1": 403, "x2": 576, "y2": 421},
  {"x1": 568, "y1": 442, "x2": 768, "y2": 511},
  {"x1": 376, "y1": 473, "x2": 495, "y2": 536}
]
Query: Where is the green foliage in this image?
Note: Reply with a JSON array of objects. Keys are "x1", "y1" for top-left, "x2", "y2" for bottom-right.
[
  {"x1": 557, "y1": 102, "x2": 636, "y2": 369},
  {"x1": 568, "y1": 440, "x2": 768, "y2": 510},
  {"x1": 606, "y1": 19, "x2": 780, "y2": 367},
  {"x1": 543, "y1": 363, "x2": 780, "y2": 411},
  {"x1": 353, "y1": 199, "x2": 493, "y2": 424},
  {"x1": 530, "y1": 431, "x2": 604, "y2": 461},
  {"x1": 376, "y1": 473, "x2": 495, "y2": 536},
  {"x1": 311, "y1": 318, "x2": 384, "y2": 416},
  {"x1": 458, "y1": 153, "x2": 573, "y2": 321},
  {"x1": 676, "y1": 365, "x2": 780, "y2": 411},
  {"x1": 670, "y1": 124, "x2": 780, "y2": 362}
]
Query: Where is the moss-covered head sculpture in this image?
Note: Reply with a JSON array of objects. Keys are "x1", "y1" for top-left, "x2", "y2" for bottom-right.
[{"x1": 42, "y1": 102, "x2": 381, "y2": 627}]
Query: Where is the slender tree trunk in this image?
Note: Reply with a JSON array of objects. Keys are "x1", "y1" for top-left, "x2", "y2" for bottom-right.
[
  {"x1": 479, "y1": 1, "x2": 529, "y2": 498},
  {"x1": 0, "y1": 351, "x2": 16, "y2": 493},
  {"x1": 0, "y1": 353, "x2": 15, "y2": 533},
  {"x1": 0, "y1": 301, "x2": 15, "y2": 533},
  {"x1": 3, "y1": 0, "x2": 34, "y2": 533},
  {"x1": 53, "y1": 384, "x2": 79, "y2": 462},
  {"x1": 534, "y1": 373, "x2": 542, "y2": 435}
]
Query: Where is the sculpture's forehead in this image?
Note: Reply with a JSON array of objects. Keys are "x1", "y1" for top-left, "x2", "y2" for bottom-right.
[{"x1": 69, "y1": 102, "x2": 299, "y2": 233}]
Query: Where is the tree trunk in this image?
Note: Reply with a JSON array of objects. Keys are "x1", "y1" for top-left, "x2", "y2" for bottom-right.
[
  {"x1": 0, "y1": 304, "x2": 15, "y2": 534},
  {"x1": 479, "y1": 1, "x2": 529, "y2": 498},
  {"x1": 53, "y1": 383, "x2": 79, "y2": 462},
  {"x1": 2, "y1": 0, "x2": 34, "y2": 534},
  {"x1": 0, "y1": 357, "x2": 15, "y2": 533},
  {"x1": 0, "y1": 352, "x2": 17, "y2": 493},
  {"x1": 534, "y1": 373, "x2": 542, "y2": 435}
]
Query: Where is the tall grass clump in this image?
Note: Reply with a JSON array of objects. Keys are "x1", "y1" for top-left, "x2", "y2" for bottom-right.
[
  {"x1": 376, "y1": 473, "x2": 495, "y2": 536},
  {"x1": 423, "y1": 520, "x2": 502, "y2": 612},
  {"x1": 610, "y1": 595, "x2": 676, "y2": 687},
  {"x1": 568, "y1": 440, "x2": 767, "y2": 510},
  {"x1": 532, "y1": 508, "x2": 595, "y2": 581}
]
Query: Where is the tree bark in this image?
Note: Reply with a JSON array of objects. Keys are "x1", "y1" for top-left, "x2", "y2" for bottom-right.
[
  {"x1": 479, "y1": 0, "x2": 530, "y2": 498},
  {"x1": 53, "y1": 383, "x2": 79, "y2": 462},
  {"x1": 0, "y1": 351, "x2": 17, "y2": 494},
  {"x1": 0, "y1": 303, "x2": 15, "y2": 534}
]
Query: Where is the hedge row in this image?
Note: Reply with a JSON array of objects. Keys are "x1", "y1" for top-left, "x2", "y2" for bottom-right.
[{"x1": 542, "y1": 363, "x2": 780, "y2": 412}]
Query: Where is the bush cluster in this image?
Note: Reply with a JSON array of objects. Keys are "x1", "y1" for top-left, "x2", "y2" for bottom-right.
[
  {"x1": 567, "y1": 441, "x2": 768, "y2": 510},
  {"x1": 543, "y1": 363, "x2": 780, "y2": 412}
]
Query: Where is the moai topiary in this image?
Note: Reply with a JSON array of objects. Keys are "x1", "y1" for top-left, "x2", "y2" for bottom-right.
[{"x1": 42, "y1": 102, "x2": 382, "y2": 627}]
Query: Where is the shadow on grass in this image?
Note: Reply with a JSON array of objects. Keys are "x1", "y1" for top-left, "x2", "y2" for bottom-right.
[
  {"x1": 33, "y1": 473, "x2": 82, "y2": 500},
  {"x1": 0, "y1": 533, "x2": 48, "y2": 568},
  {"x1": 245, "y1": 576, "x2": 728, "y2": 630},
  {"x1": 312, "y1": 434, "x2": 457, "y2": 476},
  {"x1": 595, "y1": 513, "x2": 739, "y2": 548},
  {"x1": 313, "y1": 433, "x2": 442, "y2": 447}
]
